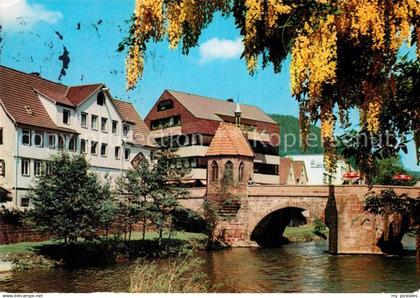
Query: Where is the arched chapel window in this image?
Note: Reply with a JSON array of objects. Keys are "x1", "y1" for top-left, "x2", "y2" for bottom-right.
[
  {"x1": 211, "y1": 161, "x2": 218, "y2": 182},
  {"x1": 239, "y1": 162, "x2": 245, "y2": 182}
]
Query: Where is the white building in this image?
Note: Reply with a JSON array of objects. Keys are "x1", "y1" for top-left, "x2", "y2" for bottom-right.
[
  {"x1": 286, "y1": 154, "x2": 352, "y2": 185},
  {"x1": 0, "y1": 65, "x2": 157, "y2": 208}
]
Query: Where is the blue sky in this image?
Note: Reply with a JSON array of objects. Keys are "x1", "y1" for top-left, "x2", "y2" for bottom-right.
[{"x1": 0, "y1": 0, "x2": 418, "y2": 171}]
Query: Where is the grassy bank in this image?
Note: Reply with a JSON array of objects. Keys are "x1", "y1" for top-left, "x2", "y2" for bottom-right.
[
  {"x1": 283, "y1": 225, "x2": 327, "y2": 243},
  {"x1": 0, "y1": 231, "x2": 205, "y2": 256},
  {"x1": 0, "y1": 231, "x2": 207, "y2": 271}
]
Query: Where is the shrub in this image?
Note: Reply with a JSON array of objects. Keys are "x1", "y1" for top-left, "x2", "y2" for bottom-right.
[{"x1": 130, "y1": 256, "x2": 211, "y2": 293}]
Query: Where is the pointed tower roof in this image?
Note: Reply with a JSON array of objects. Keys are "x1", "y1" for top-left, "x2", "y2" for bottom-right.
[{"x1": 206, "y1": 122, "x2": 254, "y2": 157}]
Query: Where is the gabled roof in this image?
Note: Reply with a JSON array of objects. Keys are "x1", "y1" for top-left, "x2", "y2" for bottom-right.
[
  {"x1": 279, "y1": 157, "x2": 294, "y2": 185},
  {"x1": 114, "y1": 99, "x2": 159, "y2": 148},
  {"x1": 66, "y1": 84, "x2": 103, "y2": 106},
  {"x1": 206, "y1": 122, "x2": 254, "y2": 157},
  {"x1": 0, "y1": 66, "x2": 152, "y2": 142},
  {"x1": 292, "y1": 160, "x2": 307, "y2": 181},
  {"x1": 167, "y1": 90, "x2": 277, "y2": 124},
  {"x1": 0, "y1": 65, "x2": 69, "y2": 130}
]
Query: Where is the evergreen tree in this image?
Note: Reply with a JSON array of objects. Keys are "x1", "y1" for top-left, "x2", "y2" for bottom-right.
[{"x1": 29, "y1": 153, "x2": 112, "y2": 243}]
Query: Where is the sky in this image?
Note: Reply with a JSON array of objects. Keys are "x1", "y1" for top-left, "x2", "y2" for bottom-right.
[{"x1": 0, "y1": 0, "x2": 418, "y2": 171}]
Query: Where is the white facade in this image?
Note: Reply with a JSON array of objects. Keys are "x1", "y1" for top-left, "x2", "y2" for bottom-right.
[
  {"x1": 0, "y1": 89, "x2": 152, "y2": 208},
  {"x1": 286, "y1": 154, "x2": 351, "y2": 185}
]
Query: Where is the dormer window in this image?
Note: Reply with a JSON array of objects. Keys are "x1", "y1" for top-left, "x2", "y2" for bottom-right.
[
  {"x1": 63, "y1": 109, "x2": 70, "y2": 125},
  {"x1": 157, "y1": 99, "x2": 173, "y2": 111},
  {"x1": 97, "y1": 91, "x2": 105, "y2": 106}
]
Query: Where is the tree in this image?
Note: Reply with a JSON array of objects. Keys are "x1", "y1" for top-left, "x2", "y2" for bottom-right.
[
  {"x1": 364, "y1": 189, "x2": 419, "y2": 255},
  {"x1": 29, "y1": 153, "x2": 112, "y2": 244},
  {"x1": 116, "y1": 158, "x2": 155, "y2": 241},
  {"x1": 119, "y1": 0, "x2": 420, "y2": 174},
  {"x1": 373, "y1": 157, "x2": 416, "y2": 186},
  {"x1": 148, "y1": 150, "x2": 191, "y2": 243},
  {"x1": 116, "y1": 149, "x2": 191, "y2": 244}
]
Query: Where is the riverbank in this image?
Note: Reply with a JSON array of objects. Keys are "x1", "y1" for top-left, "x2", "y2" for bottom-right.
[
  {"x1": 0, "y1": 231, "x2": 207, "y2": 271},
  {"x1": 283, "y1": 225, "x2": 327, "y2": 243}
]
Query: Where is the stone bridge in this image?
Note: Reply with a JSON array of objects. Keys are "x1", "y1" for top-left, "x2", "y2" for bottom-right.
[{"x1": 179, "y1": 185, "x2": 419, "y2": 255}]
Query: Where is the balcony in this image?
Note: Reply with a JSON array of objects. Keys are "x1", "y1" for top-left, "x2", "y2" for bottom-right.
[
  {"x1": 149, "y1": 126, "x2": 182, "y2": 138},
  {"x1": 245, "y1": 130, "x2": 270, "y2": 142}
]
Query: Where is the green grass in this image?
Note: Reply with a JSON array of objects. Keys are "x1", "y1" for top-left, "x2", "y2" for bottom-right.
[
  {"x1": 283, "y1": 225, "x2": 326, "y2": 242},
  {"x1": 128, "y1": 231, "x2": 207, "y2": 241},
  {"x1": 0, "y1": 239, "x2": 61, "y2": 255},
  {"x1": 283, "y1": 225, "x2": 315, "y2": 237},
  {"x1": 0, "y1": 231, "x2": 206, "y2": 257}
]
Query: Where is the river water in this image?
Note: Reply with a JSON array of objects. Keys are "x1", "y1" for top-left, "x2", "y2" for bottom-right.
[{"x1": 0, "y1": 240, "x2": 419, "y2": 293}]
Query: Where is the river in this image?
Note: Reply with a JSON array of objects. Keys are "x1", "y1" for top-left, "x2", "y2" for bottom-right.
[{"x1": 0, "y1": 239, "x2": 419, "y2": 293}]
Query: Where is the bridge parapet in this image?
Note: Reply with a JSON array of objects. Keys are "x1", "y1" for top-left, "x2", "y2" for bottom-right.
[{"x1": 248, "y1": 184, "x2": 419, "y2": 198}]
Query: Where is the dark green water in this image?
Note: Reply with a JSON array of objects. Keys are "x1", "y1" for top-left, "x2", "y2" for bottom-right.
[{"x1": 0, "y1": 240, "x2": 419, "y2": 293}]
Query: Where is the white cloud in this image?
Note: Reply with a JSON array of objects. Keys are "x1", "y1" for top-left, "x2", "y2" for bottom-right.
[
  {"x1": 0, "y1": 0, "x2": 63, "y2": 31},
  {"x1": 199, "y1": 37, "x2": 243, "y2": 64}
]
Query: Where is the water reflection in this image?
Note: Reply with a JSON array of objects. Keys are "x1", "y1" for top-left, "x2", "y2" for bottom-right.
[{"x1": 1, "y1": 239, "x2": 419, "y2": 293}]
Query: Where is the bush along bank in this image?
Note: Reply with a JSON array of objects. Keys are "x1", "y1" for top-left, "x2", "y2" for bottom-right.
[{"x1": 1, "y1": 232, "x2": 207, "y2": 271}]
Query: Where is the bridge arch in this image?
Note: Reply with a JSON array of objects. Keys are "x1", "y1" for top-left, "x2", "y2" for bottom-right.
[{"x1": 246, "y1": 198, "x2": 327, "y2": 247}]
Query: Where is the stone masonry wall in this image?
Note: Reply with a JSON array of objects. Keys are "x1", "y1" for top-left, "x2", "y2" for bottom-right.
[{"x1": 0, "y1": 224, "x2": 50, "y2": 244}]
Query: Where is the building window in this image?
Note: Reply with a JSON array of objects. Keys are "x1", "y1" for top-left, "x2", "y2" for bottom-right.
[
  {"x1": 22, "y1": 129, "x2": 31, "y2": 146},
  {"x1": 21, "y1": 197, "x2": 30, "y2": 208},
  {"x1": 157, "y1": 99, "x2": 174, "y2": 111},
  {"x1": 81, "y1": 113, "x2": 88, "y2": 128},
  {"x1": 97, "y1": 91, "x2": 105, "y2": 106},
  {"x1": 34, "y1": 160, "x2": 42, "y2": 176},
  {"x1": 101, "y1": 143, "x2": 108, "y2": 157},
  {"x1": 151, "y1": 116, "x2": 181, "y2": 130},
  {"x1": 68, "y1": 137, "x2": 77, "y2": 152},
  {"x1": 91, "y1": 142, "x2": 98, "y2": 155},
  {"x1": 253, "y1": 163, "x2": 279, "y2": 175},
  {"x1": 239, "y1": 162, "x2": 245, "y2": 182},
  {"x1": 115, "y1": 146, "x2": 120, "y2": 159},
  {"x1": 48, "y1": 134, "x2": 56, "y2": 149},
  {"x1": 123, "y1": 124, "x2": 130, "y2": 137},
  {"x1": 211, "y1": 161, "x2": 218, "y2": 182},
  {"x1": 124, "y1": 148, "x2": 130, "y2": 160},
  {"x1": 80, "y1": 139, "x2": 87, "y2": 154},
  {"x1": 21, "y1": 159, "x2": 30, "y2": 176},
  {"x1": 34, "y1": 131, "x2": 43, "y2": 147},
  {"x1": 112, "y1": 121, "x2": 118, "y2": 134},
  {"x1": 58, "y1": 135, "x2": 66, "y2": 151},
  {"x1": 91, "y1": 115, "x2": 98, "y2": 130},
  {"x1": 101, "y1": 117, "x2": 108, "y2": 132},
  {"x1": 224, "y1": 161, "x2": 234, "y2": 180},
  {"x1": 0, "y1": 160, "x2": 5, "y2": 177},
  {"x1": 63, "y1": 109, "x2": 70, "y2": 125},
  {"x1": 0, "y1": 128, "x2": 3, "y2": 145}
]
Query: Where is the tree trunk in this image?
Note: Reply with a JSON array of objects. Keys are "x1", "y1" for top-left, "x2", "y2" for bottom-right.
[
  {"x1": 168, "y1": 221, "x2": 173, "y2": 239},
  {"x1": 142, "y1": 218, "x2": 146, "y2": 240},
  {"x1": 128, "y1": 224, "x2": 132, "y2": 242},
  {"x1": 159, "y1": 227, "x2": 163, "y2": 245},
  {"x1": 417, "y1": 232, "x2": 420, "y2": 275}
]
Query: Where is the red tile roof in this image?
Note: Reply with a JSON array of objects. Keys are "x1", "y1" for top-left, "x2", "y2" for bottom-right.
[
  {"x1": 66, "y1": 84, "x2": 102, "y2": 105},
  {"x1": 292, "y1": 160, "x2": 305, "y2": 181},
  {"x1": 167, "y1": 90, "x2": 277, "y2": 124},
  {"x1": 0, "y1": 66, "x2": 153, "y2": 144},
  {"x1": 0, "y1": 65, "x2": 69, "y2": 130},
  {"x1": 206, "y1": 122, "x2": 254, "y2": 157},
  {"x1": 114, "y1": 99, "x2": 158, "y2": 148}
]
